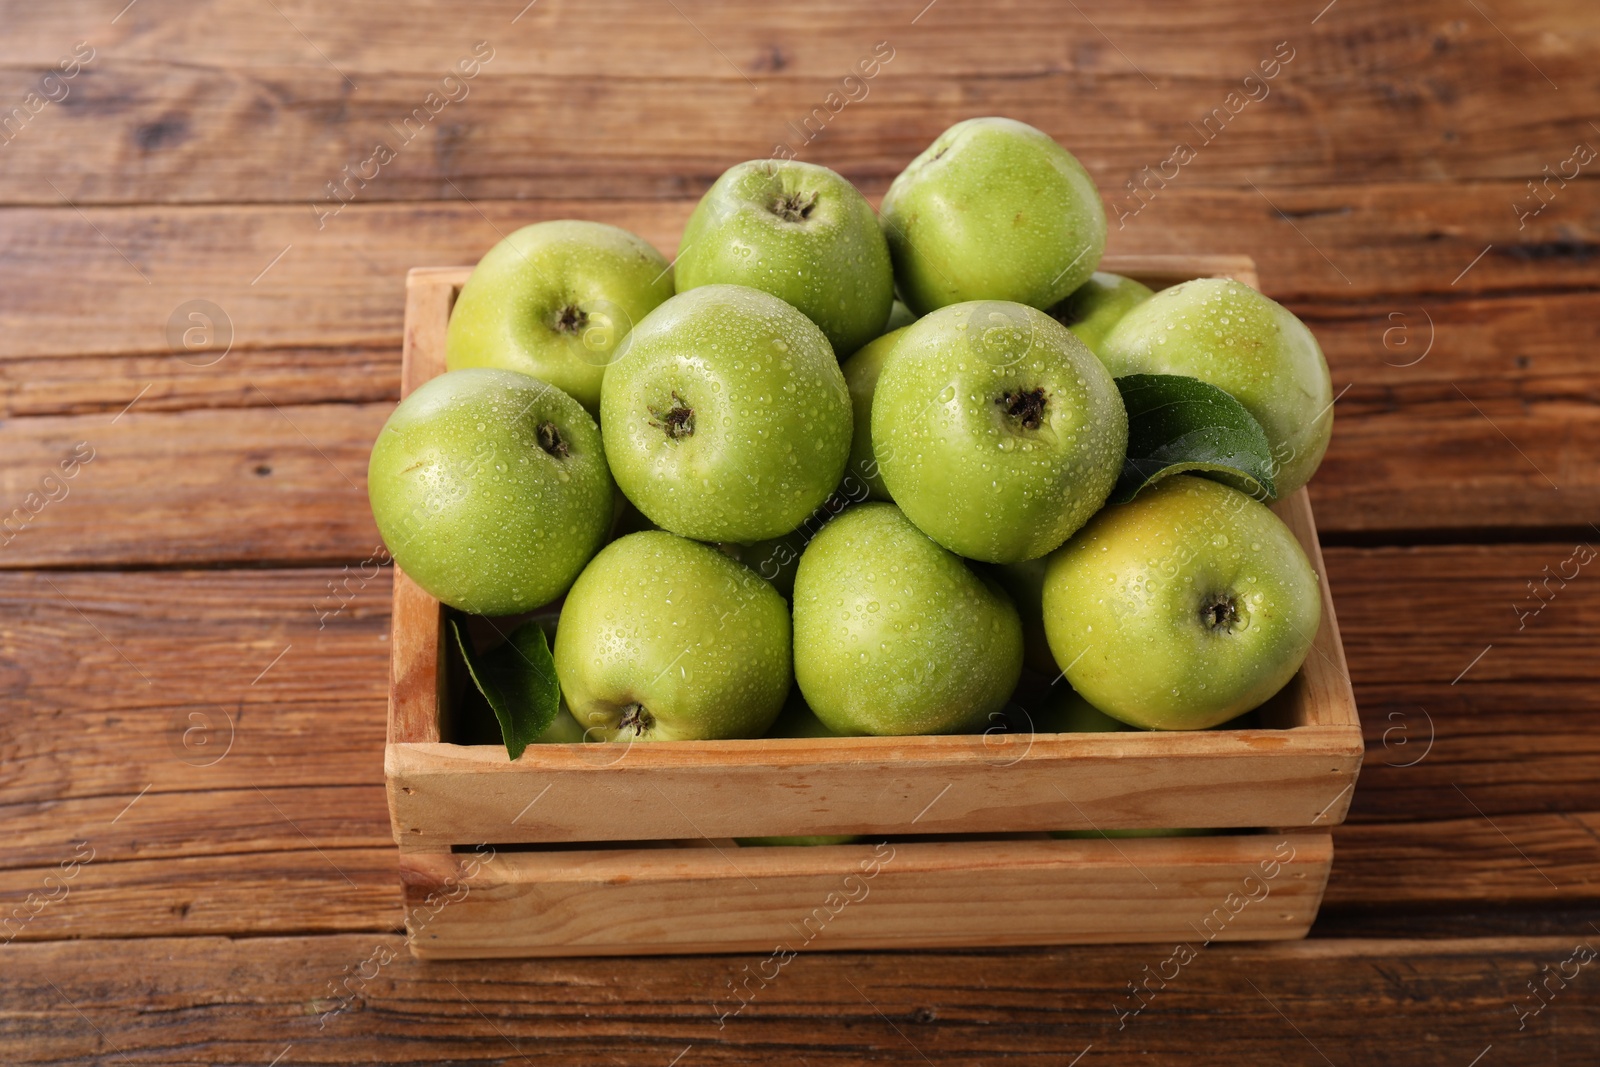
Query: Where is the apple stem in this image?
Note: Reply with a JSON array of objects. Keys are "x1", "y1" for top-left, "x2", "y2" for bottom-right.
[
  {"x1": 769, "y1": 190, "x2": 818, "y2": 223},
  {"x1": 618, "y1": 703, "x2": 653, "y2": 736},
  {"x1": 648, "y1": 391, "x2": 696, "y2": 440},
  {"x1": 536, "y1": 422, "x2": 570, "y2": 458}
]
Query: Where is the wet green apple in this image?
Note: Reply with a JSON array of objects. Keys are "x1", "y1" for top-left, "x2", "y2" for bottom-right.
[
  {"x1": 600, "y1": 284, "x2": 852, "y2": 542},
  {"x1": 1047, "y1": 271, "x2": 1154, "y2": 357},
  {"x1": 367, "y1": 368, "x2": 612, "y2": 615},
  {"x1": 554, "y1": 531, "x2": 791, "y2": 741},
  {"x1": 880, "y1": 117, "x2": 1106, "y2": 315},
  {"x1": 872, "y1": 301, "x2": 1127, "y2": 563},
  {"x1": 1041, "y1": 475, "x2": 1321, "y2": 730},
  {"x1": 1098, "y1": 277, "x2": 1333, "y2": 495},
  {"x1": 445, "y1": 220, "x2": 674, "y2": 415},
  {"x1": 675, "y1": 159, "x2": 894, "y2": 355},
  {"x1": 839, "y1": 325, "x2": 909, "y2": 500},
  {"x1": 792, "y1": 503, "x2": 1023, "y2": 735}
]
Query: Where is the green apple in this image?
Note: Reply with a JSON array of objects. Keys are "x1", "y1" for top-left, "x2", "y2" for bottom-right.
[
  {"x1": 792, "y1": 503, "x2": 1024, "y2": 735},
  {"x1": 554, "y1": 531, "x2": 791, "y2": 741},
  {"x1": 1041, "y1": 475, "x2": 1321, "y2": 730},
  {"x1": 675, "y1": 159, "x2": 894, "y2": 355},
  {"x1": 872, "y1": 301, "x2": 1127, "y2": 563},
  {"x1": 1098, "y1": 277, "x2": 1333, "y2": 495},
  {"x1": 368, "y1": 368, "x2": 612, "y2": 615},
  {"x1": 839, "y1": 325, "x2": 908, "y2": 501},
  {"x1": 880, "y1": 117, "x2": 1106, "y2": 315},
  {"x1": 600, "y1": 284, "x2": 852, "y2": 542},
  {"x1": 1047, "y1": 271, "x2": 1154, "y2": 356},
  {"x1": 445, "y1": 220, "x2": 675, "y2": 415}
]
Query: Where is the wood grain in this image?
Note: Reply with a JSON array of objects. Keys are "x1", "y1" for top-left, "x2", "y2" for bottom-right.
[
  {"x1": 1, "y1": 933, "x2": 1595, "y2": 1064},
  {"x1": 0, "y1": 402, "x2": 386, "y2": 568},
  {"x1": 1, "y1": 0, "x2": 1596, "y2": 205},
  {"x1": 0, "y1": 546, "x2": 1595, "y2": 945},
  {"x1": 2, "y1": 182, "x2": 1593, "y2": 362},
  {"x1": 1329, "y1": 811, "x2": 1600, "y2": 908},
  {"x1": 5, "y1": 0, "x2": 1592, "y2": 77},
  {"x1": 6, "y1": 66, "x2": 1594, "y2": 206},
  {"x1": 1324, "y1": 543, "x2": 1600, "y2": 822},
  {"x1": 402, "y1": 834, "x2": 1332, "y2": 957},
  {"x1": 1, "y1": 0, "x2": 1596, "y2": 1050}
]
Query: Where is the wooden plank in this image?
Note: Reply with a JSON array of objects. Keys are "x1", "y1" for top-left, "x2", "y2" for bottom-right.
[
  {"x1": 5, "y1": 66, "x2": 1593, "y2": 206},
  {"x1": 0, "y1": 848, "x2": 399, "y2": 941},
  {"x1": 1323, "y1": 543, "x2": 1600, "y2": 820},
  {"x1": 0, "y1": 402, "x2": 386, "y2": 568},
  {"x1": 0, "y1": 183, "x2": 1592, "y2": 363},
  {"x1": 0, "y1": 568, "x2": 389, "y2": 804},
  {"x1": 0, "y1": 345, "x2": 400, "y2": 418},
  {"x1": 5, "y1": 812, "x2": 1596, "y2": 942},
  {"x1": 2, "y1": 0, "x2": 1596, "y2": 205},
  {"x1": 1330, "y1": 813, "x2": 1600, "y2": 908},
  {"x1": 389, "y1": 726, "x2": 1362, "y2": 847},
  {"x1": 403, "y1": 834, "x2": 1331, "y2": 957},
  {"x1": 1, "y1": 786, "x2": 388, "y2": 872},
  {"x1": 1, "y1": 933, "x2": 1595, "y2": 1064},
  {"x1": 5, "y1": 0, "x2": 1593, "y2": 78}
]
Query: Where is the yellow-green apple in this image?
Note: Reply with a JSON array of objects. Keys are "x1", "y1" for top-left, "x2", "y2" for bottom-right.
[
  {"x1": 445, "y1": 220, "x2": 674, "y2": 415},
  {"x1": 1041, "y1": 475, "x2": 1320, "y2": 730},
  {"x1": 1098, "y1": 277, "x2": 1333, "y2": 495},
  {"x1": 839, "y1": 325, "x2": 908, "y2": 500}
]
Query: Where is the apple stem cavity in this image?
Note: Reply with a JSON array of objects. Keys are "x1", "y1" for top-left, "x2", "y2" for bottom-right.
[
  {"x1": 537, "y1": 421, "x2": 570, "y2": 459},
  {"x1": 1200, "y1": 592, "x2": 1241, "y2": 634},
  {"x1": 997, "y1": 387, "x2": 1048, "y2": 431},
  {"x1": 769, "y1": 190, "x2": 819, "y2": 224},
  {"x1": 618, "y1": 702, "x2": 653, "y2": 736},
  {"x1": 553, "y1": 302, "x2": 589, "y2": 336},
  {"x1": 648, "y1": 391, "x2": 696, "y2": 440}
]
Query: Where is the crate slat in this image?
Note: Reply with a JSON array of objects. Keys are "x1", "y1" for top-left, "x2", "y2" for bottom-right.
[{"x1": 403, "y1": 832, "x2": 1331, "y2": 958}]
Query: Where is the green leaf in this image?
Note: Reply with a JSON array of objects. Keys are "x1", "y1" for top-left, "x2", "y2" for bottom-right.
[
  {"x1": 1109, "y1": 373, "x2": 1278, "y2": 505},
  {"x1": 450, "y1": 616, "x2": 561, "y2": 761}
]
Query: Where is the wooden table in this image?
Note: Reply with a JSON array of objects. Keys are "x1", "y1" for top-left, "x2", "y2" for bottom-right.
[{"x1": 2, "y1": 1, "x2": 1596, "y2": 1062}]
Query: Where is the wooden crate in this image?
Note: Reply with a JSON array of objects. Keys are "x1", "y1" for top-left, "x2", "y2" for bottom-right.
[{"x1": 386, "y1": 255, "x2": 1363, "y2": 959}]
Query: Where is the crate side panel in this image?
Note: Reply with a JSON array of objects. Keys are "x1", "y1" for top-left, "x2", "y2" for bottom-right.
[{"x1": 402, "y1": 832, "x2": 1331, "y2": 958}]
